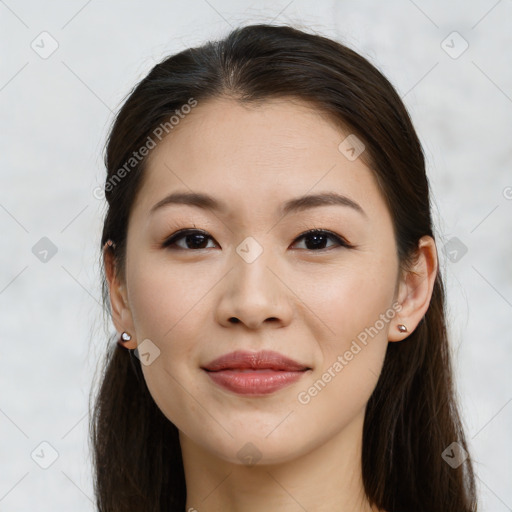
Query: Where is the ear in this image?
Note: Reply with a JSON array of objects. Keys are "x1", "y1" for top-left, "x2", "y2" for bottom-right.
[
  {"x1": 103, "y1": 243, "x2": 137, "y2": 349},
  {"x1": 388, "y1": 235, "x2": 438, "y2": 342}
]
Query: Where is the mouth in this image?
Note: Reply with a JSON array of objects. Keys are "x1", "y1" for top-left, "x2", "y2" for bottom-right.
[{"x1": 201, "y1": 350, "x2": 311, "y2": 395}]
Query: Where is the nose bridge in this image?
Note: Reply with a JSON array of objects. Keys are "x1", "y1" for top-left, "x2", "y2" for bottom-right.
[
  {"x1": 232, "y1": 234, "x2": 277, "y2": 296},
  {"x1": 218, "y1": 234, "x2": 290, "y2": 327}
]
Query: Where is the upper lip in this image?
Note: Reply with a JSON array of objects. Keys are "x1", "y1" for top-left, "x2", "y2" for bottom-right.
[{"x1": 202, "y1": 350, "x2": 310, "y2": 372}]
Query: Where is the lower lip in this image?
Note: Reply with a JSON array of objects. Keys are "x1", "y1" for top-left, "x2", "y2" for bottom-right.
[{"x1": 204, "y1": 369, "x2": 307, "y2": 395}]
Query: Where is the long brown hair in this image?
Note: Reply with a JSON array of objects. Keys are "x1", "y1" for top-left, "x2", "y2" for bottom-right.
[{"x1": 89, "y1": 23, "x2": 478, "y2": 511}]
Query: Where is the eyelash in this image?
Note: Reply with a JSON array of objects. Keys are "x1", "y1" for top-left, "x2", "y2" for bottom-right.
[{"x1": 161, "y1": 227, "x2": 353, "y2": 252}]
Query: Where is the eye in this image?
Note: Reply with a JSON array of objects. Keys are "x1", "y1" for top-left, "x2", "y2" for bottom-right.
[
  {"x1": 162, "y1": 229, "x2": 217, "y2": 250},
  {"x1": 291, "y1": 229, "x2": 352, "y2": 251},
  {"x1": 162, "y1": 228, "x2": 352, "y2": 252}
]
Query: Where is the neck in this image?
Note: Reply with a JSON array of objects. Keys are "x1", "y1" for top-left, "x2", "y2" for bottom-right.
[{"x1": 180, "y1": 410, "x2": 381, "y2": 512}]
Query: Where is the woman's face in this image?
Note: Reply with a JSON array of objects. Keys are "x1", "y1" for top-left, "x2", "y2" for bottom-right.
[{"x1": 120, "y1": 96, "x2": 402, "y2": 464}]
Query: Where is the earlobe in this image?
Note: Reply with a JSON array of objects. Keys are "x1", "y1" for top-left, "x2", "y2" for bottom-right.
[
  {"x1": 103, "y1": 242, "x2": 137, "y2": 349},
  {"x1": 388, "y1": 235, "x2": 438, "y2": 342},
  {"x1": 118, "y1": 331, "x2": 137, "y2": 350}
]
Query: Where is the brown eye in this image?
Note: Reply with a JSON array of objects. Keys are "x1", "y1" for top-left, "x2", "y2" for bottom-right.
[
  {"x1": 163, "y1": 229, "x2": 217, "y2": 250},
  {"x1": 292, "y1": 229, "x2": 351, "y2": 251}
]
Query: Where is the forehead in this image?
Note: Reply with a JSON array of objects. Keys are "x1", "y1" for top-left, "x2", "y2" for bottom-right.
[{"x1": 133, "y1": 96, "x2": 385, "y2": 222}]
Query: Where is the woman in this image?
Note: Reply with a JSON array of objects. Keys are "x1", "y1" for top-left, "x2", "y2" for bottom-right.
[{"x1": 90, "y1": 23, "x2": 478, "y2": 511}]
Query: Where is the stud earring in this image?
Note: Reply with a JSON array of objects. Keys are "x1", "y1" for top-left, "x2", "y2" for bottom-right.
[
  {"x1": 397, "y1": 324, "x2": 408, "y2": 333},
  {"x1": 117, "y1": 331, "x2": 133, "y2": 349}
]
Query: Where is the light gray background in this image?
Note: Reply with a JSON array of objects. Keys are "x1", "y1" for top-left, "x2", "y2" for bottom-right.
[{"x1": 1, "y1": 1, "x2": 511, "y2": 510}]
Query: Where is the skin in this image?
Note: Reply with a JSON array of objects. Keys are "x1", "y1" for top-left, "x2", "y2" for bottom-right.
[{"x1": 104, "y1": 96, "x2": 438, "y2": 512}]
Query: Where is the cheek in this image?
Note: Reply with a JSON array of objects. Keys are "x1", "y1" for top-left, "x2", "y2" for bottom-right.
[
  {"x1": 297, "y1": 254, "x2": 398, "y2": 349},
  {"x1": 290, "y1": 264, "x2": 396, "y2": 440},
  {"x1": 127, "y1": 253, "x2": 214, "y2": 340},
  {"x1": 126, "y1": 255, "x2": 214, "y2": 429},
  {"x1": 294, "y1": 254, "x2": 397, "y2": 413}
]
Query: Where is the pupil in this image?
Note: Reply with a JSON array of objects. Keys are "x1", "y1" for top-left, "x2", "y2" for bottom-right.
[
  {"x1": 188, "y1": 234, "x2": 207, "y2": 249},
  {"x1": 307, "y1": 234, "x2": 326, "y2": 250}
]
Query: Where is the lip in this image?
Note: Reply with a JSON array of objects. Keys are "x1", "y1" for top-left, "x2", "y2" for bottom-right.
[
  {"x1": 201, "y1": 350, "x2": 311, "y2": 395},
  {"x1": 202, "y1": 350, "x2": 308, "y2": 372}
]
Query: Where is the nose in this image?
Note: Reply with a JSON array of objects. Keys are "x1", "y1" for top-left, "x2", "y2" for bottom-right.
[{"x1": 215, "y1": 248, "x2": 293, "y2": 330}]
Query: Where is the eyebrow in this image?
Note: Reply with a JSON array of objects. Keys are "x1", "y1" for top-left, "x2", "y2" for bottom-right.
[{"x1": 149, "y1": 191, "x2": 367, "y2": 218}]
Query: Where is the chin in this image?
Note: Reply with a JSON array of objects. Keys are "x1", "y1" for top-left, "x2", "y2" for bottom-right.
[{"x1": 206, "y1": 434, "x2": 311, "y2": 467}]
